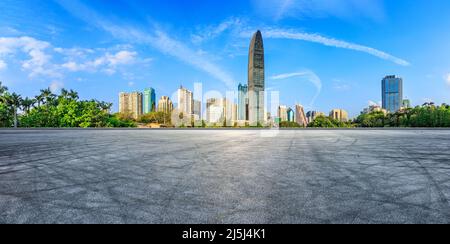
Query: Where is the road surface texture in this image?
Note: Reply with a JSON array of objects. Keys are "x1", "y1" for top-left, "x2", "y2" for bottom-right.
[{"x1": 0, "y1": 129, "x2": 449, "y2": 224}]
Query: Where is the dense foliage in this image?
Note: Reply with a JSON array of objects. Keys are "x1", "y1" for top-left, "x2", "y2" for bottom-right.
[
  {"x1": 0, "y1": 82, "x2": 135, "y2": 128},
  {"x1": 279, "y1": 121, "x2": 303, "y2": 128},
  {"x1": 355, "y1": 104, "x2": 450, "y2": 127},
  {"x1": 308, "y1": 116, "x2": 355, "y2": 128},
  {"x1": 2, "y1": 81, "x2": 450, "y2": 128},
  {"x1": 138, "y1": 111, "x2": 171, "y2": 125}
]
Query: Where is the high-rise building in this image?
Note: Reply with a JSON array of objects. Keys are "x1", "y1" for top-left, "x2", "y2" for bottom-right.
[
  {"x1": 157, "y1": 96, "x2": 173, "y2": 114},
  {"x1": 232, "y1": 103, "x2": 238, "y2": 122},
  {"x1": 363, "y1": 105, "x2": 388, "y2": 115},
  {"x1": 287, "y1": 108, "x2": 295, "y2": 122},
  {"x1": 278, "y1": 105, "x2": 288, "y2": 122},
  {"x1": 193, "y1": 100, "x2": 202, "y2": 121},
  {"x1": 402, "y1": 99, "x2": 411, "y2": 109},
  {"x1": 330, "y1": 109, "x2": 349, "y2": 122},
  {"x1": 177, "y1": 86, "x2": 193, "y2": 116},
  {"x1": 119, "y1": 92, "x2": 143, "y2": 120},
  {"x1": 238, "y1": 83, "x2": 248, "y2": 121},
  {"x1": 295, "y1": 105, "x2": 308, "y2": 127},
  {"x1": 248, "y1": 30, "x2": 265, "y2": 125},
  {"x1": 143, "y1": 88, "x2": 156, "y2": 114},
  {"x1": 306, "y1": 111, "x2": 325, "y2": 124},
  {"x1": 382, "y1": 75, "x2": 403, "y2": 113},
  {"x1": 206, "y1": 98, "x2": 224, "y2": 124}
]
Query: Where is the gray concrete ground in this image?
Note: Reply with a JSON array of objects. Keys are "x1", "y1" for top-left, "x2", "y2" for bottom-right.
[{"x1": 0, "y1": 129, "x2": 449, "y2": 224}]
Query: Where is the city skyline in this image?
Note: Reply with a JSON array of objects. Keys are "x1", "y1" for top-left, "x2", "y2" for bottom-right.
[{"x1": 1, "y1": 0, "x2": 450, "y2": 118}]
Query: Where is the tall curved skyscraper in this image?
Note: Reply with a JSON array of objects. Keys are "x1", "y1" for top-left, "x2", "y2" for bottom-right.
[{"x1": 248, "y1": 30, "x2": 265, "y2": 125}]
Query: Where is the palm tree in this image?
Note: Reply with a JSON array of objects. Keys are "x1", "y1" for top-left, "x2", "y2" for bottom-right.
[
  {"x1": 35, "y1": 94, "x2": 44, "y2": 107},
  {"x1": 40, "y1": 88, "x2": 54, "y2": 104},
  {"x1": 68, "y1": 89, "x2": 79, "y2": 101},
  {"x1": 60, "y1": 88, "x2": 69, "y2": 100},
  {"x1": 0, "y1": 81, "x2": 8, "y2": 95},
  {"x1": 21, "y1": 97, "x2": 35, "y2": 114},
  {"x1": 4, "y1": 93, "x2": 22, "y2": 128},
  {"x1": 99, "y1": 101, "x2": 113, "y2": 112}
]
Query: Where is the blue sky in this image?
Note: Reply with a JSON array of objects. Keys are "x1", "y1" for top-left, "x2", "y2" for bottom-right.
[{"x1": 1, "y1": 0, "x2": 450, "y2": 117}]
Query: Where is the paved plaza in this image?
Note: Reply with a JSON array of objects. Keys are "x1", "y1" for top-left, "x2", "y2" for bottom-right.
[{"x1": 0, "y1": 129, "x2": 449, "y2": 224}]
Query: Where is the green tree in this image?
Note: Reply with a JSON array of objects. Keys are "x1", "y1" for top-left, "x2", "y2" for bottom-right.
[
  {"x1": 280, "y1": 121, "x2": 301, "y2": 128},
  {"x1": 21, "y1": 97, "x2": 36, "y2": 114},
  {"x1": 308, "y1": 116, "x2": 338, "y2": 128},
  {"x1": 3, "y1": 93, "x2": 23, "y2": 128}
]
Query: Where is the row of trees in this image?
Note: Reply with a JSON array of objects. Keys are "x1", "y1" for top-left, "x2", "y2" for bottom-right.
[
  {"x1": 307, "y1": 116, "x2": 355, "y2": 128},
  {"x1": 281, "y1": 103, "x2": 450, "y2": 128},
  {"x1": 2, "y1": 81, "x2": 450, "y2": 128},
  {"x1": 0, "y1": 81, "x2": 135, "y2": 128},
  {"x1": 355, "y1": 103, "x2": 450, "y2": 127}
]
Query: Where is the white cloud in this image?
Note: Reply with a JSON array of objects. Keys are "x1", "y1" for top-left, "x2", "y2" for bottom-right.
[
  {"x1": 0, "y1": 59, "x2": 6, "y2": 70},
  {"x1": 0, "y1": 36, "x2": 62, "y2": 78},
  {"x1": 191, "y1": 18, "x2": 243, "y2": 44},
  {"x1": 445, "y1": 73, "x2": 450, "y2": 86},
  {"x1": 50, "y1": 81, "x2": 64, "y2": 93},
  {"x1": 332, "y1": 79, "x2": 351, "y2": 91},
  {"x1": 262, "y1": 29, "x2": 410, "y2": 66},
  {"x1": 422, "y1": 98, "x2": 433, "y2": 104},
  {"x1": 189, "y1": 17, "x2": 409, "y2": 67},
  {"x1": 270, "y1": 70, "x2": 322, "y2": 108},
  {"x1": 0, "y1": 26, "x2": 22, "y2": 35},
  {"x1": 54, "y1": 47, "x2": 94, "y2": 58},
  {"x1": 253, "y1": 0, "x2": 385, "y2": 21},
  {"x1": 102, "y1": 24, "x2": 236, "y2": 87},
  {"x1": 99, "y1": 50, "x2": 137, "y2": 66},
  {"x1": 61, "y1": 50, "x2": 137, "y2": 75},
  {"x1": 368, "y1": 100, "x2": 380, "y2": 107},
  {"x1": 55, "y1": 0, "x2": 236, "y2": 89}
]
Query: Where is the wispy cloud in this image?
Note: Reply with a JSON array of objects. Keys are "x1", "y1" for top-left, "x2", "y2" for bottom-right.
[
  {"x1": 0, "y1": 59, "x2": 6, "y2": 71},
  {"x1": 445, "y1": 74, "x2": 450, "y2": 86},
  {"x1": 254, "y1": 0, "x2": 385, "y2": 21},
  {"x1": 191, "y1": 18, "x2": 243, "y2": 45},
  {"x1": 262, "y1": 28, "x2": 410, "y2": 66},
  {"x1": 270, "y1": 70, "x2": 322, "y2": 108},
  {"x1": 50, "y1": 80, "x2": 64, "y2": 93},
  {"x1": 332, "y1": 79, "x2": 351, "y2": 91},
  {"x1": 55, "y1": 0, "x2": 236, "y2": 89},
  {"x1": 62, "y1": 50, "x2": 138, "y2": 75},
  {"x1": 368, "y1": 100, "x2": 381, "y2": 107},
  {"x1": 0, "y1": 36, "x2": 61, "y2": 78},
  {"x1": 190, "y1": 17, "x2": 409, "y2": 67}
]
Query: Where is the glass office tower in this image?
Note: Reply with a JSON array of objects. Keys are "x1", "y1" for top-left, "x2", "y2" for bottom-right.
[
  {"x1": 248, "y1": 30, "x2": 265, "y2": 125},
  {"x1": 382, "y1": 75, "x2": 403, "y2": 113},
  {"x1": 143, "y1": 88, "x2": 156, "y2": 114},
  {"x1": 238, "y1": 83, "x2": 248, "y2": 121}
]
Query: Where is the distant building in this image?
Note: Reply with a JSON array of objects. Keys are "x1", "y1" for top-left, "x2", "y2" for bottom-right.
[
  {"x1": 177, "y1": 86, "x2": 193, "y2": 116},
  {"x1": 402, "y1": 99, "x2": 411, "y2": 109},
  {"x1": 206, "y1": 98, "x2": 225, "y2": 124},
  {"x1": 232, "y1": 103, "x2": 238, "y2": 122},
  {"x1": 157, "y1": 96, "x2": 173, "y2": 114},
  {"x1": 306, "y1": 111, "x2": 325, "y2": 124},
  {"x1": 248, "y1": 30, "x2": 265, "y2": 125},
  {"x1": 295, "y1": 105, "x2": 308, "y2": 127},
  {"x1": 287, "y1": 108, "x2": 295, "y2": 122},
  {"x1": 119, "y1": 92, "x2": 143, "y2": 120},
  {"x1": 278, "y1": 105, "x2": 288, "y2": 122},
  {"x1": 382, "y1": 75, "x2": 403, "y2": 113},
  {"x1": 143, "y1": 88, "x2": 156, "y2": 114},
  {"x1": 238, "y1": 83, "x2": 248, "y2": 121},
  {"x1": 330, "y1": 109, "x2": 349, "y2": 122},
  {"x1": 193, "y1": 100, "x2": 202, "y2": 121},
  {"x1": 363, "y1": 105, "x2": 387, "y2": 115}
]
